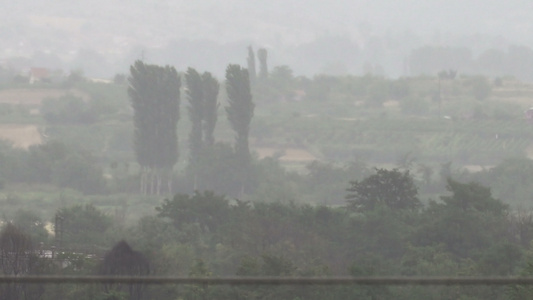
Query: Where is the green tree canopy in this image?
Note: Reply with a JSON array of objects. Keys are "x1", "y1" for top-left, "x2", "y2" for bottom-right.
[
  {"x1": 346, "y1": 168, "x2": 420, "y2": 212},
  {"x1": 441, "y1": 178, "x2": 507, "y2": 214},
  {"x1": 128, "y1": 60, "x2": 181, "y2": 194},
  {"x1": 257, "y1": 48, "x2": 268, "y2": 79},
  {"x1": 201, "y1": 72, "x2": 220, "y2": 147},
  {"x1": 225, "y1": 64, "x2": 254, "y2": 163},
  {"x1": 247, "y1": 46, "x2": 257, "y2": 84},
  {"x1": 156, "y1": 191, "x2": 230, "y2": 233},
  {"x1": 185, "y1": 67, "x2": 204, "y2": 165}
]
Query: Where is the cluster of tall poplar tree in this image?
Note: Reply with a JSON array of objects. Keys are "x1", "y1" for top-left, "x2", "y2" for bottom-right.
[
  {"x1": 225, "y1": 64, "x2": 255, "y2": 194},
  {"x1": 247, "y1": 46, "x2": 269, "y2": 85},
  {"x1": 128, "y1": 61, "x2": 180, "y2": 195},
  {"x1": 128, "y1": 60, "x2": 255, "y2": 195},
  {"x1": 184, "y1": 68, "x2": 220, "y2": 190}
]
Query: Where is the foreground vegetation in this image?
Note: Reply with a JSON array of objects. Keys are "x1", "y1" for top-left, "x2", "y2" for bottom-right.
[
  {"x1": 4, "y1": 172, "x2": 533, "y2": 299},
  {"x1": 2, "y1": 60, "x2": 533, "y2": 298}
]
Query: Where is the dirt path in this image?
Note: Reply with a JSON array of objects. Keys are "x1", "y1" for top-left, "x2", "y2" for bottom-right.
[
  {"x1": 0, "y1": 124, "x2": 42, "y2": 148},
  {"x1": 255, "y1": 147, "x2": 317, "y2": 162}
]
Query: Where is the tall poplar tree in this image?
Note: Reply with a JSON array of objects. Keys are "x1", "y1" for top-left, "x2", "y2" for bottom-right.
[
  {"x1": 202, "y1": 72, "x2": 220, "y2": 147},
  {"x1": 225, "y1": 64, "x2": 254, "y2": 194},
  {"x1": 185, "y1": 68, "x2": 204, "y2": 164},
  {"x1": 128, "y1": 60, "x2": 181, "y2": 195},
  {"x1": 257, "y1": 48, "x2": 269, "y2": 79},
  {"x1": 185, "y1": 68, "x2": 204, "y2": 190},
  {"x1": 247, "y1": 46, "x2": 257, "y2": 84}
]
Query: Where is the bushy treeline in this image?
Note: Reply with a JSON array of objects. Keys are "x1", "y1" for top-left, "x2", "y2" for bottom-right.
[
  {"x1": 0, "y1": 140, "x2": 107, "y2": 194},
  {"x1": 5, "y1": 169, "x2": 533, "y2": 299},
  {"x1": 253, "y1": 67, "x2": 498, "y2": 109},
  {"x1": 5, "y1": 134, "x2": 533, "y2": 210}
]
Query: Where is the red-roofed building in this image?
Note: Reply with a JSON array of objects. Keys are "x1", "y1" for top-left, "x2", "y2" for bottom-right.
[{"x1": 29, "y1": 67, "x2": 50, "y2": 84}]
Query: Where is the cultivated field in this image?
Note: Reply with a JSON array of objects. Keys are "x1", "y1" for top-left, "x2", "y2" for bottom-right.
[
  {"x1": 0, "y1": 89, "x2": 89, "y2": 105},
  {"x1": 0, "y1": 124, "x2": 42, "y2": 148}
]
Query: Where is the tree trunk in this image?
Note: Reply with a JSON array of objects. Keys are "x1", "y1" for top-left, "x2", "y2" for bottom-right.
[
  {"x1": 156, "y1": 169, "x2": 162, "y2": 196},
  {"x1": 166, "y1": 168, "x2": 173, "y2": 195},
  {"x1": 150, "y1": 168, "x2": 155, "y2": 195},
  {"x1": 140, "y1": 167, "x2": 146, "y2": 195}
]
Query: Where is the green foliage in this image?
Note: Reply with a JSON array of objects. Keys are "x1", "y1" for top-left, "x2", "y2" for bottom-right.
[
  {"x1": 248, "y1": 157, "x2": 298, "y2": 203},
  {"x1": 189, "y1": 258, "x2": 212, "y2": 277},
  {"x1": 303, "y1": 75, "x2": 336, "y2": 102},
  {"x1": 201, "y1": 72, "x2": 220, "y2": 147},
  {"x1": 225, "y1": 64, "x2": 254, "y2": 164},
  {"x1": 129, "y1": 61, "x2": 181, "y2": 168},
  {"x1": 157, "y1": 243, "x2": 195, "y2": 276},
  {"x1": 156, "y1": 191, "x2": 230, "y2": 232},
  {"x1": 63, "y1": 70, "x2": 86, "y2": 88},
  {"x1": 269, "y1": 65, "x2": 296, "y2": 97},
  {"x1": 473, "y1": 158, "x2": 533, "y2": 207},
  {"x1": 76, "y1": 81, "x2": 129, "y2": 116},
  {"x1": 184, "y1": 142, "x2": 244, "y2": 196},
  {"x1": 401, "y1": 244, "x2": 458, "y2": 276},
  {"x1": 509, "y1": 261, "x2": 533, "y2": 299},
  {"x1": 346, "y1": 168, "x2": 420, "y2": 211},
  {"x1": 390, "y1": 78, "x2": 411, "y2": 99},
  {"x1": 127, "y1": 215, "x2": 180, "y2": 261},
  {"x1": 185, "y1": 68, "x2": 221, "y2": 191},
  {"x1": 414, "y1": 179, "x2": 509, "y2": 258},
  {"x1": 52, "y1": 152, "x2": 108, "y2": 194},
  {"x1": 56, "y1": 204, "x2": 113, "y2": 248},
  {"x1": 41, "y1": 93, "x2": 97, "y2": 124},
  {"x1": 3, "y1": 60, "x2": 533, "y2": 299},
  {"x1": 400, "y1": 96, "x2": 430, "y2": 115},
  {"x1": 113, "y1": 73, "x2": 127, "y2": 85},
  {"x1": 478, "y1": 242, "x2": 523, "y2": 275},
  {"x1": 0, "y1": 223, "x2": 34, "y2": 275},
  {"x1": 468, "y1": 76, "x2": 492, "y2": 100},
  {"x1": 9, "y1": 209, "x2": 49, "y2": 244},
  {"x1": 128, "y1": 60, "x2": 181, "y2": 194},
  {"x1": 99, "y1": 240, "x2": 150, "y2": 300},
  {"x1": 237, "y1": 254, "x2": 296, "y2": 276},
  {"x1": 95, "y1": 291, "x2": 128, "y2": 300},
  {"x1": 440, "y1": 178, "x2": 507, "y2": 214},
  {"x1": 0, "y1": 140, "x2": 108, "y2": 194},
  {"x1": 350, "y1": 205, "x2": 418, "y2": 259},
  {"x1": 185, "y1": 67, "x2": 204, "y2": 166},
  {"x1": 257, "y1": 48, "x2": 268, "y2": 79},
  {"x1": 247, "y1": 46, "x2": 257, "y2": 84},
  {"x1": 350, "y1": 254, "x2": 404, "y2": 298},
  {"x1": 0, "y1": 223, "x2": 48, "y2": 299},
  {"x1": 302, "y1": 160, "x2": 369, "y2": 205},
  {"x1": 364, "y1": 78, "x2": 390, "y2": 107}
]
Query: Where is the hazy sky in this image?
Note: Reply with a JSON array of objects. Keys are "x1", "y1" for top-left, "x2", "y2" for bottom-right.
[
  {"x1": 164, "y1": 0, "x2": 533, "y2": 44},
  {"x1": 7, "y1": 0, "x2": 533, "y2": 44},
  {"x1": 4, "y1": 0, "x2": 533, "y2": 77}
]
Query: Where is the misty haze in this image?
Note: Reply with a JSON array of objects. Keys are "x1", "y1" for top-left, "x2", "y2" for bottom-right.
[{"x1": 1, "y1": 1, "x2": 533, "y2": 299}]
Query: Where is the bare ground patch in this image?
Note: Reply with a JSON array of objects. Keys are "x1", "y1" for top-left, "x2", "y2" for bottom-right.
[
  {"x1": 0, "y1": 124, "x2": 42, "y2": 148},
  {"x1": 492, "y1": 96, "x2": 533, "y2": 107},
  {"x1": 526, "y1": 143, "x2": 533, "y2": 160},
  {"x1": 255, "y1": 147, "x2": 317, "y2": 162}
]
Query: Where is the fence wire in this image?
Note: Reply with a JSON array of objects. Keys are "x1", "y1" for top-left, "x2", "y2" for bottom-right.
[{"x1": 1, "y1": 276, "x2": 533, "y2": 286}]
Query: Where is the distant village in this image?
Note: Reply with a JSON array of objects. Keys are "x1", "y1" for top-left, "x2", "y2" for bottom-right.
[{"x1": 0, "y1": 63, "x2": 112, "y2": 86}]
